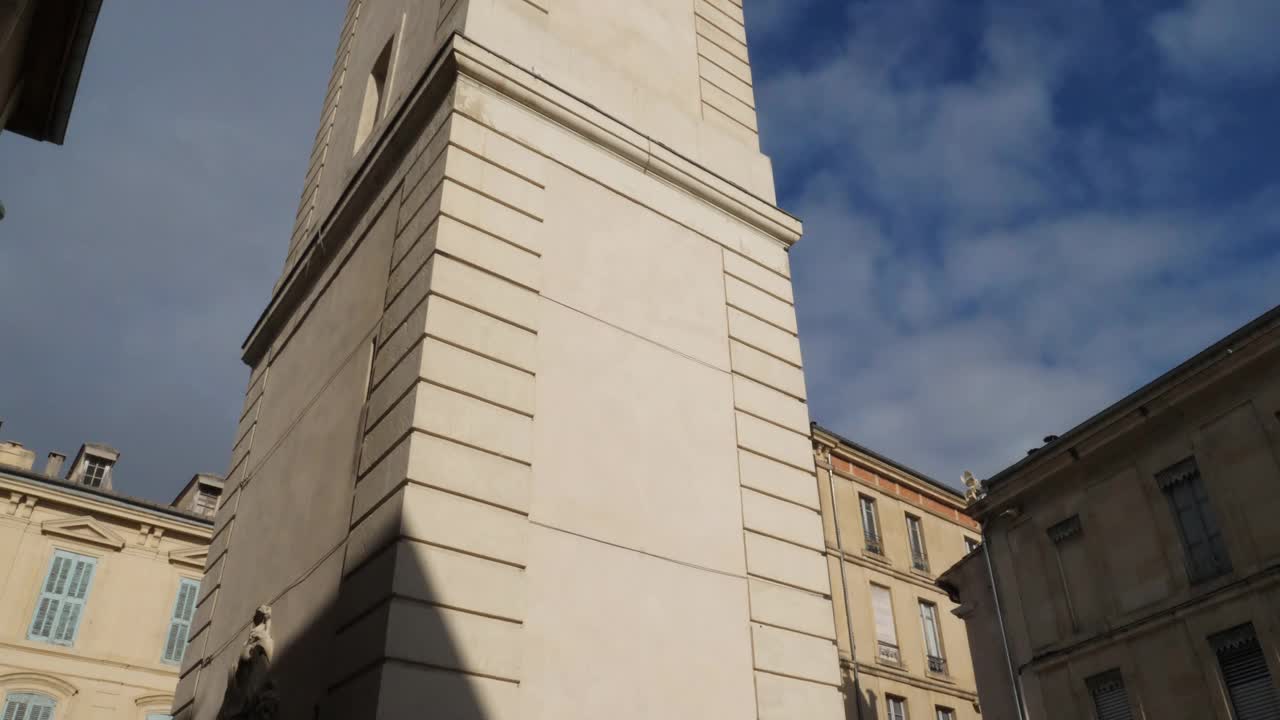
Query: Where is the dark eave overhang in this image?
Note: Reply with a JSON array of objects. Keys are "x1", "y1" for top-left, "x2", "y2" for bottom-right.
[{"x1": 6, "y1": 0, "x2": 101, "y2": 144}]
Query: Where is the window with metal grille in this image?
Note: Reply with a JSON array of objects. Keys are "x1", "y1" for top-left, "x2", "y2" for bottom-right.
[
  {"x1": 2, "y1": 692, "x2": 56, "y2": 720},
  {"x1": 887, "y1": 695, "x2": 908, "y2": 720},
  {"x1": 1086, "y1": 669, "x2": 1134, "y2": 720},
  {"x1": 28, "y1": 550, "x2": 96, "y2": 646},
  {"x1": 906, "y1": 514, "x2": 929, "y2": 572},
  {"x1": 1211, "y1": 624, "x2": 1280, "y2": 720},
  {"x1": 936, "y1": 708, "x2": 956, "y2": 720},
  {"x1": 1156, "y1": 458, "x2": 1231, "y2": 583},
  {"x1": 920, "y1": 600, "x2": 947, "y2": 675},
  {"x1": 870, "y1": 584, "x2": 900, "y2": 665},
  {"x1": 162, "y1": 578, "x2": 200, "y2": 664},
  {"x1": 81, "y1": 457, "x2": 110, "y2": 488},
  {"x1": 860, "y1": 495, "x2": 883, "y2": 555}
]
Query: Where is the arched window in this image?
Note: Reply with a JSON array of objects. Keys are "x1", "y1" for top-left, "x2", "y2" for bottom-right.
[{"x1": 2, "y1": 691, "x2": 57, "y2": 720}]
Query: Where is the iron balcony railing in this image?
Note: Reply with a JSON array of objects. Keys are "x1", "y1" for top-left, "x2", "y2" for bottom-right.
[
  {"x1": 927, "y1": 654, "x2": 948, "y2": 675},
  {"x1": 864, "y1": 532, "x2": 884, "y2": 555},
  {"x1": 911, "y1": 551, "x2": 930, "y2": 573},
  {"x1": 877, "y1": 641, "x2": 901, "y2": 665}
]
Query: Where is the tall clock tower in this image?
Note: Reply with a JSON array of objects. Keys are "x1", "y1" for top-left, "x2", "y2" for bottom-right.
[{"x1": 175, "y1": 2, "x2": 842, "y2": 718}]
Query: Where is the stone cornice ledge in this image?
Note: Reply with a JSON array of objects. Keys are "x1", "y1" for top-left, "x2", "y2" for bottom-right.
[{"x1": 450, "y1": 35, "x2": 803, "y2": 246}]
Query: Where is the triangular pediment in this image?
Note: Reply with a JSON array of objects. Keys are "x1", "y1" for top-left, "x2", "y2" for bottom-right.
[
  {"x1": 41, "y1": 515, "x2": 126, "y2": 550},
  {"x1": 168, "y1": 547, "x2": 208, "y2": 570}
]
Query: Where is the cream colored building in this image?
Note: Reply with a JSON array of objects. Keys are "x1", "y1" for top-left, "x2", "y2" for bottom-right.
[
  {"x1": 939, "y1": 304, "x2": 1280, "y2": 720},
  {"x1": 0, "y1": 433, "x2": 214, "y2": 720},
  {"x1": 177, "y1": 1, "x2": 844, "y2": 719},
  {"x1": 813, "y1": 425, "x2": 983, "y2": 720}
]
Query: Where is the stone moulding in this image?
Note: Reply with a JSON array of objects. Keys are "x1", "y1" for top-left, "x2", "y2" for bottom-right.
[
  {"x1": 241, "y1": 32, "x2": 802, "y2": 367},
  {"x1": 40, "y1": 515, "x2": 126, "y2": 550}
]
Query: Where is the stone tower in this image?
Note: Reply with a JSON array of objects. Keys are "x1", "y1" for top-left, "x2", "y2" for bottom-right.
[{"x1": 175, "y1": 2, "x2": 842, "y2": 719}]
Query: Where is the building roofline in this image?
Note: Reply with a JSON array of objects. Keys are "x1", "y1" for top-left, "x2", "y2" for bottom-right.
[
  {"x1": 170, "y1": 472, "x2": 225, "y2": 506},
  {"x1": 0, "y1": 463, "x2": 213, "y2": 528},
  {"x1": 983, "y1": 302, "x2": 1280, "y2": 494},
  {"x1": 812, "y1": 422, "x2": 965, "y2": 500}
]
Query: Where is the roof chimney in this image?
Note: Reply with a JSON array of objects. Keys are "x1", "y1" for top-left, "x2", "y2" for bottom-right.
[{"x1": 45, "y1": 452, "x2": 66, "y2": 477}]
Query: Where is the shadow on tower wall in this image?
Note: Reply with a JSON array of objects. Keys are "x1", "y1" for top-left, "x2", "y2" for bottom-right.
[{"x1": 188, "y1": 541, "x2": 496, "y2": 720}]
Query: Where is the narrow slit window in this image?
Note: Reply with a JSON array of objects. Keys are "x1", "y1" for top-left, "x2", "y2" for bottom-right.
[{"x1": 354, "y1": 37, "x2": 394, "y2": 152}]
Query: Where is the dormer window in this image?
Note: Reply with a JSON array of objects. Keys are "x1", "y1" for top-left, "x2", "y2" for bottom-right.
[
  {"x1": 82, "y1": 457, "x2": 111, "y2": 488},
  {"x1": 194, "y1": 486, "x2": 221, "y2": 515}
]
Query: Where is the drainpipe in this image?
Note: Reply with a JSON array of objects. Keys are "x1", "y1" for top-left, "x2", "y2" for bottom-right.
[
  {"x1": 821, "y1": 446, "x2": 864, "y2": 720},
  {"x1": 983, "y1": 521, "x2": 1028, "y2": 720}
]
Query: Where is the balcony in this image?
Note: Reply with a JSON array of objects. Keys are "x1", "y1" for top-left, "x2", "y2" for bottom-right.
[
  {"x1": 864, "y1": 532, "x2": 884, "y2": 556},
  {"x1": 927, "y1": 654, "x2": 948, "y2": 676},
  {"x1": 911, "y1": 551, "x2": 930, "y2": 574},
  {"x1": 877, "y1": 641, "x2": 901, "y2": 665}
]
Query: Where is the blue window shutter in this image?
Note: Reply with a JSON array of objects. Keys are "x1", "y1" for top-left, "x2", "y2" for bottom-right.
[
  {"x1": 2, "y1": 692, "x2": 57, "y2": 720},
  {"x1": 28, "y1": 550, "x2": 96, "y2": 646},
  {"x1": 163, "y1": 578, "x2": 200, "y2": 664}
]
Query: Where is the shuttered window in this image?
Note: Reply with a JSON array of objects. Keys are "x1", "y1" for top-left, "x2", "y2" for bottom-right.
[
  {"x1": 1156, "y1": 457, "x2": 1231, "y2": 583},
  {"x1": 870, "y1": 584, "x2": 901, "y2": 664},
  {"x1": 1086, "y1": 669, "x2": 1134, "y2": 720},
  {"x1": 28, "y1": 550, "x2": 96, "y2": 646},
  {"x1": 1211, "y1": 624, "x2": 1280, "y2": 720},
  {"x1": 2, "y1": 692, "x2": 57, "y2": 720},
  {"x1": 162, "y1": 578, "x2": 201, "y2": 664},
  {"x1": 887, "y1": 696, "x2": 908, "y2": 720}
]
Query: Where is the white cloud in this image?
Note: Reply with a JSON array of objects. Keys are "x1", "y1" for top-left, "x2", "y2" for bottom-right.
[
  {"x1": 1153, "y1": 0, "x2": 1280, "y2": 83},
  {"x1": 757, "y1": 0, "x2": 1280, "y2": 484}
]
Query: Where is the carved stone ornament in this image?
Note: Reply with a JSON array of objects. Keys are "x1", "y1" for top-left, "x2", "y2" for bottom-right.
[
  {"x1": 217, "y1": 605, "x2": 280, "y2": 720},
  {"x1": 962, "y1": 471, "x2": 981, "y2": 504}
]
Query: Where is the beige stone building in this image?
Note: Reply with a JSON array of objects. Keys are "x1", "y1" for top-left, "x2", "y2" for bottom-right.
[
  {"x1": 813, "y1": 425, "x2": 983, "y2": 720},
  {"x1": 939, "y1": 304, "x2": 1280, "y2": 720},
  {"x1": 177, "y1": 2, "x2": 843, "y2": 719},
  {"x1": 0, "y1": 431, "x2": 214, "y2": 720},
  {"x1": 0, "y1": 0, "x2": 100, "y2": 143}
]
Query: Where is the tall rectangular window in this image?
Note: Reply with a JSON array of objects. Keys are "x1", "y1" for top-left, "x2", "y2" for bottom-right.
[
  {"x1": 1156, "y1": 457, "x2": 1231, "y2": 583},
  {"x1": 870, "y1": 584, "x2": 900, "y2": 665},
  {"x1": 860, "y1": 495, "x2": 882, "y2": 555},
  {"x1": 28, "y1": 550, "x2": 96, "y2": 646},
  {"x1": 919, "y1": 600, "x2": 947, "y2": 675},
  {"x1": 162, "y1": 578, "x2": 201, "y2": 664},
  {"x1": 936, "y1": 708, "x2": 956, "y2": 720},
  {"x1": 1086, "y1": 669, "x2": 1135, "y2": 720},
  {"x1": 906, "y1": 514, "x2": 929, "y2": 572},
  {"x1": 354, "y1": 36, "x2": 394, "y2": 151},
  {"x1": 2, "y1": 692, "x2": 56, "y2": 720},
  {"x1": 1211, "y1": 624, "x2": 1280, "y2": 720},
  {"x1": 887, "y1": 696, "x2": 908, "y2": 720}
]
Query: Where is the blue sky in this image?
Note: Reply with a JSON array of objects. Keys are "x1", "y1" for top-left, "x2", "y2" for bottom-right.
[{"x1": 1, "y1": 0, "x2": 1277, "y2": 501}]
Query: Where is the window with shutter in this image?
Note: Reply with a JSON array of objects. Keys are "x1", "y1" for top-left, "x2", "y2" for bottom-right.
[
  {"x1": 2, "y1": 692, "x2": 57, "y2": 720},
  {"x1": 870, "y1": 584, "x2": 900, "y2": 664},
  {"x1": 28, "y1": 550, "x2": 96, "y2": 646},
  {"x1": 1156, "y1": 457, "x2": 1231, "y2": 583},
  {"x1": 1211, "y1": 624, "x2": 1280, "y2": 720},
  {"x1": 162, "y1": 578, "x2": 201, "y2": 664},
  {"x1": 887, "y1": 696, "x2": 908, "y2": 720},
  {"x1": 1086, "y1": 669, "x2": 1134, "y2": 720}
]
